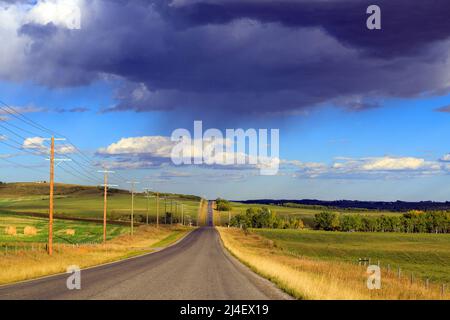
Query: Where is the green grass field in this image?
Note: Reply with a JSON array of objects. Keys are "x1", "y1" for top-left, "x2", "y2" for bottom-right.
[
  {"x1": 0, "y1": 183, "x2": 201, "y2": 224},
  {"x1": 0, "y1": 212, "x2": 128, "y2": 244},
  {"x1": 215, "y1": 201, "x2": 400, "y2": 227},
  {"x1": 253, "y1": 228, "x2": 450, "y2": 283},
  {"x1": 0, "y1": 182, "x2": 201, "y2": 246}
]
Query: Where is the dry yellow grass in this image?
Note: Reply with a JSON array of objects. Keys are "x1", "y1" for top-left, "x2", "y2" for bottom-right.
[
  {"x1": 197, "y1": 199, "x2": 208, "y2": 226},
  {"x1": 212, "y1": 201, "x2": 222, "y2": 226},
  {"x1": 5, "y1": 226, "x2": 16, "y2": 236},
  {"x1": 0, "y1": 225, "x2": 191, "y2": 285},
  {"x1": 23, "y1": 226, "x2": 37, "y2": 236},
  {"x1": 217, "y1": 227, "x2": 450, "y2": 300}
]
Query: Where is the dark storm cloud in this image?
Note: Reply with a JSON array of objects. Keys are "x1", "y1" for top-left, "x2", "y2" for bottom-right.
[
  {"x1": 164, "y1": 0, "x2": 450, "y2": 58},
  {"x1": 11, "y1": 0, "x2": 450, "y2": 118}
]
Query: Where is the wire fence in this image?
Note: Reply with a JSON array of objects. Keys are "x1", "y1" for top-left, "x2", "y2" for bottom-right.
[
  {"x1": 0, "y1": 241, "x2": 105, "y2": 255},
  {"x1": 281, "y1": 248, "x2": 448, "y2": 299}
]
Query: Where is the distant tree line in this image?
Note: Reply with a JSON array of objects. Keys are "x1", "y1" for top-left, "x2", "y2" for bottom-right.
[
  {"x1": 230, "y1": 207, "x2": 304, "y2": 230},
  {"x1": 239, "y1": 199, "x2": 450, "y2": 212},
  {"x1": 313, "y1": 211, "x2": 450, "y2": 233}
]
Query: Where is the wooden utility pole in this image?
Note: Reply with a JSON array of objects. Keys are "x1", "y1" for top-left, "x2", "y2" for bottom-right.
[
  {"x1": 103, "y1": 173, "x2": 107, "y2": 241},
  {"x1": 127, "y1": 180, "x2": 140, "y2": 235},
  {"x1": 98, "y1": 170, "x2": 116, "y2": 244},
  {"x1": 171, "y1": 201, "x2": 173, "y2": 224},
  {"x1": 180, "y1": 204, "x2": 183, "y2": 225},
  {"x1": 164, "y1": 197, "x2": 167, "y2": 224},
  {"x1": 48, "y1": 136, "x2": 54, "y2": 255},
  {"x1": 46, "y1": 137, "x2": 70, "y2": 255},
  {"x1": 144, "y1": 188, "x2": 151, "y2": 224},
  {"x1": 156, "y1": 192, "x2": 159, "y2": 228}
]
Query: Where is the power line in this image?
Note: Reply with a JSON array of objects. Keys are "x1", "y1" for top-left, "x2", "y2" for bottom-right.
[
  {"x1": 0, "y1": 139, "x2": 47, "y2": 159},
  {"x1": 1, "y1": 124, "x2": 103, "y2": 181},
  {"x1": 0, "y1": 99, "x2": 131, "y2": 185},
  {"x1": 0, "y1": 102, "x2": 55, "y2": 136},
  {"x1": 61, "y1": 161, "x2": 99, "y2": 184},
  {"x1": 0, "y1": 117, "x2": 43, "y2": 137},
  {"x1": 0, "y1": 156, "x2": 48, "y2": 175},
  {"x1": 0, "y1": 134, "x2": 101, "y2": 184},
  {"x1": 57, "y1": 163, "x2": 98, "y2": 185}
]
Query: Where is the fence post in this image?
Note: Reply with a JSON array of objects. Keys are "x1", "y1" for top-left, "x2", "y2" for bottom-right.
[
  {"x1": 398, "y1": 267, "x2": 401, "y2": 278},
  {"x1": 426, "y1": 278, "x2": 429, "y2": 290},
  {"x1": 442, "y1": 284, "x2": 446, "y2": 298},
  {"x1": 410, "y1": 273, "x2": 414, "y2": 285}
]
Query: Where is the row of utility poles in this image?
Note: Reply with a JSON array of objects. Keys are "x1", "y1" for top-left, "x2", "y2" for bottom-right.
[{"x1": 46, "y1": 136, "x2": 189, "y2": 255}]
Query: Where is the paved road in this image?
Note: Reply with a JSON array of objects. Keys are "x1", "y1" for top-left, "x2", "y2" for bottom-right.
[{"x1": 0, "y1": 201, "x2": 290, "y2": 300}]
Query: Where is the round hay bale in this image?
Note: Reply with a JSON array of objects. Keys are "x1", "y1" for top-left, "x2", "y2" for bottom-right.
[
  {"x1": 24, "y1": 226, "x2": 37, "y2": 236},
  {"x1": 65, "y1": 229, "x2": 76, "y2": 236},
  {"x1": 5, "y1": 226, "x2": 17, "y2": 236}
]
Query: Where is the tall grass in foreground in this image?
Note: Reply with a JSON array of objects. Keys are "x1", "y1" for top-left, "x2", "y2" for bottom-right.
[
  {"x1": 217, "y1": 227, "x2": 449, "y2": 300},
  {"x1": 0, "y1": 225, "x2": 190, "y2": 285},
  {"x1": 254, "y1": 229, "x2": 450, "y2": 283}
]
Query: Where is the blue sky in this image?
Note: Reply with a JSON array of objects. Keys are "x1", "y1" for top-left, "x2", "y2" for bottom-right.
[
  {"x1": 2, "y1": 79, "x2": 450, "y2": 201},
  {"x1": 1, "y1": 0, "x2": 450, "y2": 201}
]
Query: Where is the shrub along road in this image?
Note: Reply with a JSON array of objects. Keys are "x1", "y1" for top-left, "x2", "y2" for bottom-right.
[{"x1": 0, "y1": 201, "x2": 290, "y2": 300}]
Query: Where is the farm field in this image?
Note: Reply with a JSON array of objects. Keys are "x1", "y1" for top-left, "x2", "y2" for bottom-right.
[
  {"x1": 218, "y1": 227, "x2": 450, "y2": 300},
  {"x1": 0, "y1": 212, "x2": 128, "y2": 244},
  {"x1": 253, "y1": 229, "x2": 450, "y2": 283},
  {"x1": 214, "y1": 201, "x2": 400, "y2": 227},
  {"x1": 0, "y1": 182, "x2": 201, "y2": 224},
  {"x1": 0, "y1": 183, "x2": 198, "y2": 285},
  {"x1": 0, "y1": 224, "x2": 191, "y2": 285}
]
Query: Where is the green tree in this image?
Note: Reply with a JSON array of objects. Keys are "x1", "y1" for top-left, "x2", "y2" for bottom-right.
[
  {"x1": 340, "y1": 215, "x2": 362, "y2": 232},
  {"x1": 216, "y1": 198, "x2": 232, "y2": 211},
  {"x1": 314, "y1": 212, "x2": 340, "y2": 231}
]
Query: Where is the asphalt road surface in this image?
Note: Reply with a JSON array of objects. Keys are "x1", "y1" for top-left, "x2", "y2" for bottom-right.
[{"x1": 0, "y1": 201, "x2": 291, "y2": 300}]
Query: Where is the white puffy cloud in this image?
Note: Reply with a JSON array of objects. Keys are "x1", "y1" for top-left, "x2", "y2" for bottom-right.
[
  {"x1": 26, "y1": 0, "x2": 82, "y2": 30},
  {"x1": 440, "y1": 154, "x2": 450, "y2": 162},
  {"x1": 0, "y1": 0, "x2": 83, "y2": 81},
  {"x1": 97, "y1": 134, "x2": 279, "y2": 173},
  {"x1": 0, "y1": 3, "x2": 28, "y2": 81},
  {"x1": 288, "y1": 156, "x2": 444, "y2": 179},
  {"x1": 96, "y1": 136, "x2": 450, "y2": 179},
  {"x1": 22, "y1": 136, "x2": 75, "y2": 154},
  {"x1": 97, "y1": 136, "x2": 174, "y2": 157},
  {"x1": 360, "y1": 157, "x2": 433, "y2": 171}
]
